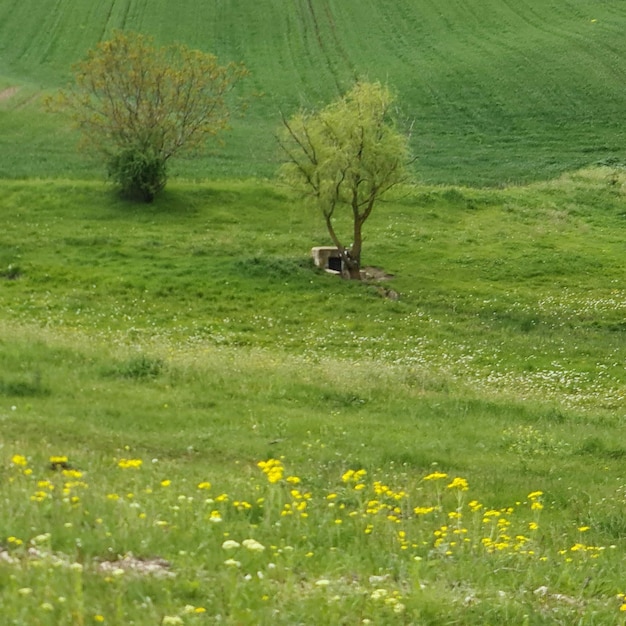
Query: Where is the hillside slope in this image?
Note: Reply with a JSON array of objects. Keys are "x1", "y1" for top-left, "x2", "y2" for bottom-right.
[{"x1": 1, "y1": 0, "x2": 626, "y2": 184}]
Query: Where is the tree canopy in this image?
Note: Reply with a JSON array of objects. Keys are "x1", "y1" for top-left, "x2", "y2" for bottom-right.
[
  {"x1": 53, "y1": 31, "x2": 248, "y2": 201},
  {"x1": 279, "y1": 82, "x2": 410, "y2": 279}
]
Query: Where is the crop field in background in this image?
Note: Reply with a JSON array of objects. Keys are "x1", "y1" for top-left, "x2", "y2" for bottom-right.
[{"x1": 1, "y1": 0, "x2": 626, "y2": 184}]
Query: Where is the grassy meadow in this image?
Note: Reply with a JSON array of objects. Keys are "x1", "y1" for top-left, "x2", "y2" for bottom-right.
[
  {"x1": 1, "y1": 0, "x2": 626, "y2": 624},
  {"x1": 1, "y1": 171, "x2": 625, "y2": 624}
]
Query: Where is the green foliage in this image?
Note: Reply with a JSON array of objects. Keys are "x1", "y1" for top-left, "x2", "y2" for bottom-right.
[
  {"x1": 107, "y1": 147, "x2": 167, "y2": 202},
  {"x1": 279, "y1": 82, "x2": 410, "y2": 278},
  {"x1": 106, "y1": 354, "x2": 165, "y2": 380},
  {"x1": 1, "y1": 264, "x2": 21, "y2": 280},
  {"x1": 51, "y1": 31, "x2": 248, "y2": 200},
  {"x1": 0, "y1": 372, "x2": 49, "y2": 397}
]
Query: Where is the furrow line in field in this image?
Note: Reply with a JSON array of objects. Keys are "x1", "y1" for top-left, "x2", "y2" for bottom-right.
[
  {"x1": 275, "y1": 7, "x2": 305, "y2": 100},
  {"x1": 118, "y1": 0, "x2": 131, "y2": 32},
  {"x1": 346, "y1": 0, "x2": 459, "y2": 117},
  {"x1": 420, "y1": 0, "x2": 625, "y2": 133},
  {"x1": 303, "y1": 0, "x2": 342, "y2": 92},
  {"x1": 321, "y1": 0, "x2": 357, "y2": 82},
  {"x1": 345, "y1": 0, "x2": 429, "y2": 70},
  {"x1": 499, "y1": 0, "x2": 597, "y2": 47},
  {"x1": 36, "y1": 0, "x2": 77, "y2": 66},
  {"x1": 0, "y1": 0, "x2": 20, "y2": 48},
  {"x1": 99, "y1": 0, "x2": 117, "y2": 43},
  {"x1": 487, "y1": 17, "x2": 626, "y2": 123},
  {"x1": 268, "y1": 2, "x2": 323, "y2": 105},
  {"x1": 291, "y1": 0, "x2": 323, "y2": 95},
  {"x1": 427, "y1": 6, "x2": 545, "y2": 129},
  {"x1": 383, "y1": 0, "x2": 507, "y2": 113}
]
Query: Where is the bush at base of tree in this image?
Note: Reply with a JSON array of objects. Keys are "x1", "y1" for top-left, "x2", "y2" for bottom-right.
[
  {"x1": 51, "y1": 31, "x2": 248, "y2": 202},
  {"x1": 107, "y1": 148, "x2": 167, "y2": 203}
]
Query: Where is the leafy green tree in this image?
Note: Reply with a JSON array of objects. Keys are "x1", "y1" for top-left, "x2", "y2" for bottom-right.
[
  {"x1": 54, "y1": 31, "x2": 248, "y2": 201},
  {"x1": 278, "y1": 82, "x2": 410, "y2": 279}
]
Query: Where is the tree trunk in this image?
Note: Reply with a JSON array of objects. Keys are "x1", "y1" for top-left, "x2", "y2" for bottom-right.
[
  {"x1": 344, "y1": 257, "x2": 362, "y2": 280},
  {"x1": 344, "y1": 217, "x2": 364, "y2": 280},
  {"x1": 324, "y1": 212, "x2": 361, "y2": 279}
]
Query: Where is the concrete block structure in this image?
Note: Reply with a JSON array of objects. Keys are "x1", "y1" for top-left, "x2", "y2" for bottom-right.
[{"x1": 311, "y1": 246, "x2": 344, "y2": 274}]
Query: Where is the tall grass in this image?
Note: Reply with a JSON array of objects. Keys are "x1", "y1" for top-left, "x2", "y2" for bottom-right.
[{"x1": 2, "y1": 447, "x2": 624, "y2": 624}]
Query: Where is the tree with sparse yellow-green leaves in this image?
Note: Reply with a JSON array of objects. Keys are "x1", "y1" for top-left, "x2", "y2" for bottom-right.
[
  {"x1": 278, "y1": 82, "x2": 410, "y2": 279},
  {"x1": 53, "y1": 31, "x2": 248, "y2": 202}
]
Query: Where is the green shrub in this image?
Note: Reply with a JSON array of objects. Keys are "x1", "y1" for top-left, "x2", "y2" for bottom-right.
[
  {"x1": 107, "y1": 148, "x2": 167, "y2": 202},
  {"x1": 0, "y1": 373, "x2": 50, "y2": 397},
  {"x1": 105, "y1": 354, "x2": 165, "y2": 380}
]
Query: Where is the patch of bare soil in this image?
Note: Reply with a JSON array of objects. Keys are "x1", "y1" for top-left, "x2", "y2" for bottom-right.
[
  {"x1": 0, "y1": 86, "x2": 19, "y2": 102},
  {"x1": 97, "y1": 554, "x2": 174, "y2": 578},
  {"x1": 362, "y1": 266, "x2": 394, "y2": 281},
  {"x1": 361, "y1": 267, "x2": 400, "y2": 300}
]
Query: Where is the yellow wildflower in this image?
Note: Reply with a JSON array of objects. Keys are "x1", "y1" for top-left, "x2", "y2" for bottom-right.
[
  {"x1": 117, "y1": 458, "x2": 142, "y2": 469},
  {"x1": 342, "y1": 469, "x2": 366, "y2": 484},
  {"x1": 413, "y1": 506, "x2": 435, "y2": 515},
  {"x1": 447, "y1": 477, "x2": 469, "y2": 491},
  {"x1": 258, "y1": 459, "x2": 284, "y2": 483},
  {"x1": 423, "y1": 472, "x2": 448, "y2": 481},
  {"x1": 62, "y1": 469, "x2": 83, "y2": 479}
]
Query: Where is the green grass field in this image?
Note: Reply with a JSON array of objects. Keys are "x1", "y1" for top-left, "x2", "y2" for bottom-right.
[
  {"x1": 1, "y1": 171, "x2": 625, "y2": 624},
  {"x1": 2, "y1": 0, "x2": 626, "y2": 184},
  {"x1": 1, "y1": 1, "x2": 625, "y2": 624}
]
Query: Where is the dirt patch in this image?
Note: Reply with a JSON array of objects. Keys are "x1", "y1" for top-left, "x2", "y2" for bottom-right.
[
  {"x1": 97, "y1": 554, "x2": 174, "y2": 578},
  {"x1": 362, "y1": 266, "x2": 394, "y2": 281},
  {"x1": 0, "y1": 87, "x2": 19, "y2": 102},
  {"x1": 361, "y1": 267, "x2": 399, "y2": 300}
]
